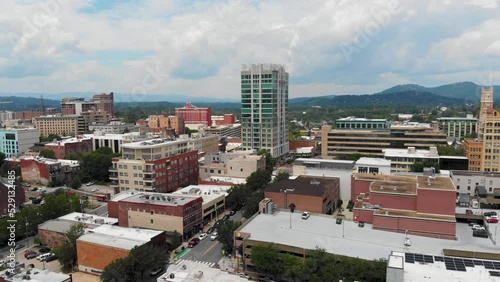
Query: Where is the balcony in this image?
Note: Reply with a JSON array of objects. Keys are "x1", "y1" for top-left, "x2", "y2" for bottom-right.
[
  {"x1": 109, "y1": 166, "x2": 117, "y2": 172},
  {"x1": 144, "y1": 178, "x2": 155, "y2": 182},
  {"x1": 143, "y1": 170, "x2": 154, "y2": 174}
]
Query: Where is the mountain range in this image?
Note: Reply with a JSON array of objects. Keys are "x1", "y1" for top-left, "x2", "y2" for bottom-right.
[{"x1": 0, "y1": 81, "x2": 497, "y2": 111}]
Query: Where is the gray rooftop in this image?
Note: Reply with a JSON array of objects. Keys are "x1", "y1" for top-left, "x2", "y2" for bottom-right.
[
  {"x1": 118, "y1": 193, "x2": 200, "y2": 206},
  {"x1": 238, "y1": 211, "x2": 500, "y2": 261}
]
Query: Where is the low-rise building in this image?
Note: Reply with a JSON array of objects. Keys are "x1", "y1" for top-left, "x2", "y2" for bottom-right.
[
  {"x1": 179, "y1": 133, "x2": 219, "y2": 156},
  {"x1": 0, "y1": 268, "x2": 71, "y2": 282},
  {"x1": 77, "y1": 224, "x2": 166, "y2": 274},
  {"x1": 199, "y1": 152, "x2": 265, "y2": 180},
  {"x1": 351, "y1": 174, "x2": 456, "y2": 239},
  {"x1": 85, "y1": 131, "x2": 152, "y2": 153},
  {"x1": 89, "y1": 121, "x2": 139, "y2": 134},
  {"x1": 265, "y1": 175, "x2": 340, "y2": 214},
  {"x1": 20, "y1": 156, "x2": 79, "y2": 185},
  {"x1": 0, "y1": 128, "x2": 39, "y2": 157},
  {"x1": 211, "y1": 113, "x2": 237, "y2": 125},
  {"x1": 354, "y1": 157, "x2": 391, "y2": 175},
  {"x1": 44, "y1": 136, "x2": 92, "y2": 159},
  {"x1": 383, "y1": 147, "x2": 439, "y2": 173},
  {"x1": 37, "y1": 212, "x2": 118, "y2": 248},
  {"x1": 148, "y1": 114, "x2": 185, "y2": 135},
  {"x1": 172, "y1": 185, "x2": 230, "y2": 223},
  {"x1": 108, "y1": 192, "x2": 202, "y2": 239},
  {"x1": 450, "y1": 171, "x2": 500, "y2": 207},
  {"x1": 437, "y1": 115, "x2": 478, "y2": 141},
  {"x1": 202, "y1": 124, "x2": 241, "y2": 139}
]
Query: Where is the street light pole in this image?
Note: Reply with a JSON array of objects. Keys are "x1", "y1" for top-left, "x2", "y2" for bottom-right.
[
  {"x1": 25, "y1": 221, "x2": 29, "y2": 248},
  {"x1": 342, "y1": 220, "x2": 345, "y2": 238}
]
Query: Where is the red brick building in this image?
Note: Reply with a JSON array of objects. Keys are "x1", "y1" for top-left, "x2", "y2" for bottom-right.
[
  {"x1": 213, "y1": 114, "x2": 237, "y2": 125},
  {"x1": 108, "y1": 192, "x2": 203, "y2": 239},
  {"x1": 351, "y1": 174, "x2": 456, "y2": 239},
  {"x1": 90, "y1": 92, "x2": 115, "y2": 117},
  {"x1": 77, "y1": 224, "x2": 165, "y2": 274},
  {"x1": 15, "y1": 109, "x2": 57, "y2": 119},
  {"x1": 110, "y1": 150, "x2": 199, "y2": 194},
  {"x1": 175, "y1": 102, "x2": 212, "y2": 126},
  {"x1": 20, "y1": 157, "x2": 79, "y2": 185},
  {"x1": 61, "y1": 92, "x2": 114, "y2": 117},
  {"x1": 44, "y1": 136, "x2": 93, "y2": 159},
  {"x1": 0, "y1": 179, "x2": 25, "y2": 217},
  {"x1": 265, "y1": 175, "x2": 340, "y2": 214}
]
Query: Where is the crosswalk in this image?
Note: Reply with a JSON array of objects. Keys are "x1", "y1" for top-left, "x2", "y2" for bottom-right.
[{"x1": 176, "y1": 259, "x2": 216, "y2": 268}]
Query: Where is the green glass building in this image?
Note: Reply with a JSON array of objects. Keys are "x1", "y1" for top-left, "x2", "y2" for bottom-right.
[{"x1": 240, "y1": 64, "x2": 289, "y2": 159}]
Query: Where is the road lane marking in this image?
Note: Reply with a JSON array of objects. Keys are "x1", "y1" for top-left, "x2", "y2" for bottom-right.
[{"x1": 203, "y1": 241, "x2": 220, "y2": 256}]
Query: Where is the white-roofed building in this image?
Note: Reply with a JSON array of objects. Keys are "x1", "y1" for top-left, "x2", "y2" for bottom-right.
[
  {"x1": 172, "y1": 185, "x2": 230, "y2": 223},
  {"x1": 76, "y1": 224, "x2": 166, "y2": 274},
  {"x1": 383, "y1": 147, "x2": 439, "y2": 173}
]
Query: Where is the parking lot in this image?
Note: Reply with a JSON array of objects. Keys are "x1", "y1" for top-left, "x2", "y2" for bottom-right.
[{"x1": 9, "y1": 246, "x2": 62, "y2": 273}]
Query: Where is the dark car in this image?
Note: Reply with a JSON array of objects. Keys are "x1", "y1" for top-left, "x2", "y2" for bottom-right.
[
  {"x1": 207, "y1": 227, "x2": 214, "y2": 234},
  {"x1": 222, "y1": 215, "x2": 230, "y2": 221},
  {"x1": 484, "y1": 211, "x2": 497, "y2": 217},
  {"x1": 44, "y1": 254, "x2": 57, "y2": 262},
  {"x1": 358, "y1": 221, "x2": 365, "y2": 228},
  {"x1": 15, "y1": 244, "x2": 25, "y2": 250},
  {"x1": 336, "y1": 218, "x2": 342, "y2": 224},
  {"x1": 187, "y1": 238, "x2": 200, "y2": 248},
  {"x1": 229, "y1": 210, "x2": 236, "y2": 216},
  {"x1": 149, "y1": 266, "x2": 164, "y2": 277},
  {"x1": 259, "y1": 276, "x2": 275, "y2": 282},
  {"x1": 473, "y1": 229, "x2": 488, "y2": 238},
  {"x1": 39, "y1": 247, "x2": 51, "y2": 253}
]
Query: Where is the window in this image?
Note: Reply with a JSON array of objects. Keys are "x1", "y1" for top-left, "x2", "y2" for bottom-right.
[
  {"x1": 150, "y1": 210, "x2": 154, "y2": 215},
  {"x1": 151, "y1": 219, "x2": 154, "y2": 224}
]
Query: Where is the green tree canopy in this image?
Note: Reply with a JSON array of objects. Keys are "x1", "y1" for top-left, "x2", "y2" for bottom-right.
[
  {"x1": 216, "y1": 220, "x2": 242, "y2": 253},
  {"x1": 53, "y1": 223, "x2": 86, "y2": 269},
  {"x1": 39, "y1": 149, "x2": 56, "y2": 159},
  {"x1": 436, "y1": 144, "x2": 465, "y2": 156},
  {"x1": 246, "y1": 169, "x2": 272, "y2": 191}
]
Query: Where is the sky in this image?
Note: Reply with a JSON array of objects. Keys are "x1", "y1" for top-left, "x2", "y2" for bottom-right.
[{"x1": 1, "y1": 0, "x2": 500, "y2": 102}]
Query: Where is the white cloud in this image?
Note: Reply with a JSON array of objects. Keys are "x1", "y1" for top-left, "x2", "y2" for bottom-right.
[{"x1": 0, "y1": 0, "x2": 498, "y2": 99}]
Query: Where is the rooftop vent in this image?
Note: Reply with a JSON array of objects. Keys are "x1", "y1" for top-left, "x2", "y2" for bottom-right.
[{"x1": 310, "y1": 179, "x2": 320, "y2": 185}]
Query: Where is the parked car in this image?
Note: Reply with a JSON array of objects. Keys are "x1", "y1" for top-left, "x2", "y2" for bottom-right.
[
  {"x1": 404, "y1": 238, "x2": 411, "y2": 247},
  {"x1": 24, "y1": 251, "x2": 37, "y2": 258},
  {"x1": 39, "y1": 247, "x2": 51, "y2": 253},
  {"x1": 28, "y1": 196, "x2": 36, "y2": 200},
  {"x1": 487, "y1": 217, "x2": 499, "y2": 224},
  {"x1": 358, "y1": 221, "x2": 365, "y2": 228},
  {"x1": 26, "y1": 253, "x2": 39, "y2": 259},
  {"x1": 44, "y1": 254, "x2": 57, "y2": 262},
  {"x1": 30, "y1": 187, "x2": 38, "y2": 192},
  {"x1": 199, "y1": 233, "x2": 208, "y2": 240},
  {"x1": 238, "y1": 272, "x2": 250, "y2": 279},
  {"x1": 484, "y1": 211, "x2": 497, "y2": 217},
  {"x1": 92, "y1": 188, "x2": 98, "y2": 192},
  {"x1": 229, "y1": 210, "x2": 236, "y2": 216},
  {"x1": 15, "y1": 244, "x2": 25, "y2": 250},
  {"x1": 149, "y1": 266, "x2": 164, "y2": 277},
  {"x1": 22, "y1": 183, "x2": 31, "y2": 187},
  {"x1": 301, "y1": 212, "x2": 310, "y2": 220},
  {"x1": 259, "y1": 276, "x2": 275, "y2": 282},
  {"x1": 187, "y1": 238, "x2": 200, "y2": 248},
  {"x1": 86, "y1": 182, "x2": 94, "y2": 186},
  {"x1": 336, "y1": 218, "x2": 342, "y2": 225},
  {"x1": 207, "y1": 227, "x2": 214, "y2": 234},
  {"x1": 210, "y1": 232, "x2": 218, "y2": 241},
  {"x1": 38, "y1": 253, "x2": 54, "y2": 261},
  {"x1": 222, "y1": 214, "x2": 230, "y2": 221},
  {"x1": 473, "y1": 229, "x2": 489, "y2": 238},
  {"x1": 471, "y1": 224, "x2": 485, "y2": 231}
]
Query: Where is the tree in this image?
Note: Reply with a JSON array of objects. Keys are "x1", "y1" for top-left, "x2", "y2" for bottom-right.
[
  {"x1": 170, "y1": 230, "x2": 182, "y2": 251},
  {"x1": 225, "y1": 184, "x2": 251, "y2": 210},
  {"x1": 273, "y1": 172, "x2": 290, "y2": 183},
  {"x1": 217, "y1": 220, "x2": 242, "y2": 253},
  {"x1": 53, "y1": 223, "x2": 86, "y2": 270},
  {"x1": 40, "y1": 134, "x2": 61, "y2": 142},
  {"x1": 39, "y1": 149, "x2": 56, "y2": 159},
  {"x1": 242, "y1": 191, "x2": 264, "y2": 218},
  {"x1": 250, "y1": 244, "x2": 285, "y2": 279},
  {"x1": 0, "y1": 162, "x2": 20, "y2": 178},
  {"x1": 0, "y1": 152, "x2": 5, "y2": 167},
  {"x1": 101, "y1": 244, "x2": 168, "y2": 282},
  {"x1": 436, "y1": 144, "x2": 465, "y2": 156},
  {"x1": 411, "y1": 161, "x2": 440, "y2": 173},
  {"x1": 246, "y1": 169, "x2": 272, "y2": 191},
  {"x1": 69, "y1": 177, "x2": 82, "y2": 189}
]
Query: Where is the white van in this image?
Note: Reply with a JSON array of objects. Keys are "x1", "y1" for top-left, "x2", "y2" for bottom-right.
[{"x1": 37, "y1": 253, "x2": 53, "y2": 261}]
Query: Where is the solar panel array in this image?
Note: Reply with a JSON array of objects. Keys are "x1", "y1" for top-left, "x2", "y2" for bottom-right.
[{"x1": 404, "y1": 253, "x2": 500, "y2": 276}]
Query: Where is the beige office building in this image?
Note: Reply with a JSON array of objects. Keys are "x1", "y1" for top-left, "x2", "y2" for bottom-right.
[
  {"x1": 35, "y1": 115, "x2": 84, "y2": 136},
  {"x1": 199, "y1": 154, "x2": 266, "y2": 179}
]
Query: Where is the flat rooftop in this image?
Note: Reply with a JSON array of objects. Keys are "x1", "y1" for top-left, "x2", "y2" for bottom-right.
[
  {"x1": 451, "y1": 170, "x2": 500, "y2": 178},
  {"x1": 38, "y1": 213, "x2": 118, "y2": 233},
  {"x1": 159, "y1": 259, "x2": 248, "y2": 282},
  {"x1": 388, "y1": 251, "x2": 500, "y2": 282},
  {"x1": 267, "y1": 175, "x2": 339, "y2": 197},
  {"x1": 111, "y1": 192, "x2": 200, "y2": 206},
  {"x1": 417, "y1": 175, "x2": 455, "y2": 191},
  {"x1": 238, "y1": 211, "x2": 500, "y2": 261},
  {"x1": 383, "y1": 148, "x2": 438, "y2": 158},
  {"x1": 46, "y1": 136, "x2": 91, "y2": 146},
  {"x1": 121, "y1": 137, "x2": 186, "y2": 149},
  {"x1": 77, "y1": 225, "x2": 163, "y2": 250},
  {"x1": 356, "y1": 157, "x2": 391, "y2": 166},
  {"x1": 172, "y1": 185, "x2": 230, "y2": 203}
]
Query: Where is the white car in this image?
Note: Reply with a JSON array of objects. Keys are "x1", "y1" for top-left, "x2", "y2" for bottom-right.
[
  {"x1": 86, "y1": 182, "x2": 94, "y2": 186},
  {"x1": 210, "y1": 232, "x2": 218, "y2": 241},
  {"x1": 92, "y1": 188, "x2": 98, "y2": 192},
  {"x1": 199, "y1": 233, "x2": 208, "y2": 240},
  {"x1": 404, "y1": 238, "x2": 411, "y2": 247},
  {"x1": 238, "y1": 273, "x2": 250, "y2": 279},
  {"x1": 301, "y1": 212, "x2": 310, "y2": 220},
  {"x1": 471, "y1": 224, "x2": 485, "y2": 231}
]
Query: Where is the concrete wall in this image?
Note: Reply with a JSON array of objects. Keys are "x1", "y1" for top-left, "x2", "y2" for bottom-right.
[
  {"x1": 351, "y1": 177, "x2": 372, "y2": 202},
  {"x1": 265, "y1": 191, "x2": 324, "y2": 214},
  {"x1": 353, "y1": 209, "x2": 374, "y2": 223},
  {"x1": 373, "y1": 214, "x2": 456, "y2": 239},
  {"x1": 77, "y1": 240, "x2": 129, "y2": 273},
  {"x1": 38, "y1": 230, "x2": 65, "y2": 248},
  {"x1": 370, "y1": 193, "x2": 417, "y2": 211},
  {"x1": 128, "y1": 210, "x2": 183, "y2": 233}
]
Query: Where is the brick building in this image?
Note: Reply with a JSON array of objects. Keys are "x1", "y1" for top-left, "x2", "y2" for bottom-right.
[
  {"x1": 44, "y1": 136, "x2": 93, "y2": 159},
  {"x1": 175, "y1": 102, "x2": 212, "y2": 127},
  {"x1": 0, "y1": 178, "x2": 25, "y2": 217},
  {"x1": 14, "y1": 109, "x2": 57, "y2": 120},
  {"x1": 90, "y1": 92, "x2": 115, "y2": 117},
  {"x1": 212, "y1": 114, "x2": 236, "y2": 125},
  {"x1": 20, "y1": 156, "x2": 79, "y2": 185},
  {"x1": 148, "y1": 114, "x2": 185, "y2": 135},
  {"x1": 351, "y1": 173, "x2": 456, "y2": 239},
  {"x1": 265, "y1": 175, "x2": 340, "y2": 214},
  {"x1": 77, "y1": 224, "x2": 165, "y2": 274},
  {"x1": 37, "y1": 212, "x2": 118, "y2": 248},
  {"x1": 61, "y1": 93, "x2": 114, "y2": 117},
  {"x1": 108, "y1": 192, "x2": 203, "y2": 239}
]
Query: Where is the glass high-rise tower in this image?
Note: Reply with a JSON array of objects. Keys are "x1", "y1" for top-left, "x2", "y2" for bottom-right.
[{"x1": 240, "y1": 64, "x2": 289, "y2": 160}]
